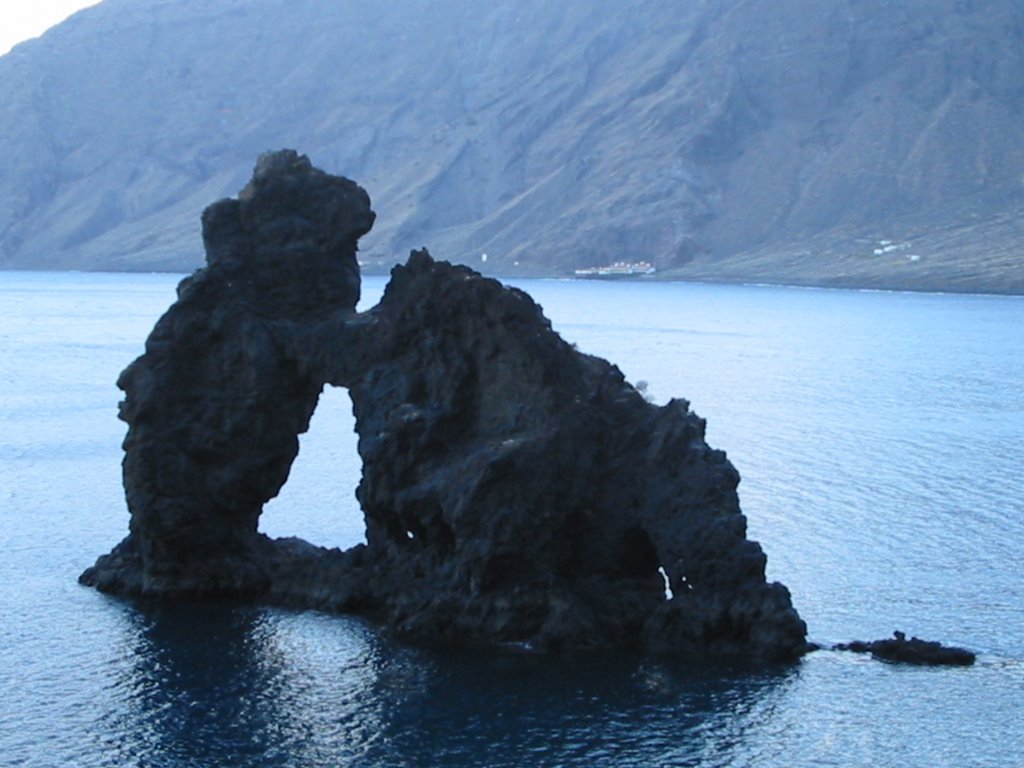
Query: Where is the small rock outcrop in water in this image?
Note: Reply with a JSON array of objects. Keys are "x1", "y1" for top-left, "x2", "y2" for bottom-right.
[
  {"x1": 81, "y1": 150, "x2": 809, "y2": 661},
  {"x1": 835, "y1": 632, "x2": 976, "y2": 666}
]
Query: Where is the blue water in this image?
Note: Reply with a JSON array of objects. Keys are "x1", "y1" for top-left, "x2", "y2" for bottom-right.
[{"x1": 1, "y1": 271, "x2": 1022, "y2": 767}]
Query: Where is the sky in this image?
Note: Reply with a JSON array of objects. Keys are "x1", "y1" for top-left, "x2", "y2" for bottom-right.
[{"x1": 0, "y1": 0, "x2": 101, "y2": 56}]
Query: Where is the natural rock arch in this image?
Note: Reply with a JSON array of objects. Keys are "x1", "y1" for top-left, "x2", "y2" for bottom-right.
[
  {"x1": 81, "y1": 150, "x2": 371, "y2": 596},
  {"x1": 259, "y1": 385, "x2": 365, "y2": 549},
  {"x1": 81, "y1": 150, "x2": 809, "y2": 661}
]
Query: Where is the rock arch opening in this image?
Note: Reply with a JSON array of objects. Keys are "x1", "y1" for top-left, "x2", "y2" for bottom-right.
[{"x1": 259, "y1": 385, "x2": 365, "y2": 549}]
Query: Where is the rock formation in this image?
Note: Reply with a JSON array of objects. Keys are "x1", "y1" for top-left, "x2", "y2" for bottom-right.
[
  {"x1": 81, "y1": 150, "x2": 809, "y2": 661},
  {"x1": 834, "y1": 632, "x2": 976, "y2": 666},
  {"x1": 81, "y1": 150, "x2": 373, "y2": 597}
]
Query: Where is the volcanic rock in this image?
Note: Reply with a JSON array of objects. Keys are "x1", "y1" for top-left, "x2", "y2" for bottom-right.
[
  {"x1": 81, "y1": 150, "x2": 808, "y2": 661},
  {"x1": 835, "y1": 631, "x2": 976, "y2": 666},
  {"x1": 80, "y1": 150, "x2": 373, "y2": 597}
]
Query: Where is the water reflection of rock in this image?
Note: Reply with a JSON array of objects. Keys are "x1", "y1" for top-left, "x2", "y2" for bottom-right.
[
  {"x1": 356, "y1": 648, "x2": 799, "y2": 766},
  {"x1": 104, "y1": 604, "x2": 384, "y2": 766},
  {"x1": 97, "y1": 604, "x2": 797, "y2": 766},
  {"x1": 107, "y1": 605, "x2": 291, "y2": 764}
]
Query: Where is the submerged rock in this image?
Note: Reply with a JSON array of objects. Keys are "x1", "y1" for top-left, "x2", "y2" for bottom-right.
[
  {"x1": 835, "y1": 631, "x2": 976, "y2": 666},
  {"x1": 81, "y1": 150, "x2": 808, "y2": 661}
]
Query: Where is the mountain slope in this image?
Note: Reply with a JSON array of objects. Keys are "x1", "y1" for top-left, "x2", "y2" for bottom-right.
[{"x1": 1, "y1": 0, "x2": 1022, "y2": 291}]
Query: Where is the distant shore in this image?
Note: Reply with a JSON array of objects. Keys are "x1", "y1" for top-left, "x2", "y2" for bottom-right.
[{"x1": 4, "y1": 263, "x2": 1023, "y2": 298}]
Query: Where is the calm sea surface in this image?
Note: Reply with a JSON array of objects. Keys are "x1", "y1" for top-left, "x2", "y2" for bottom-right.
[{"x1": 1, "y1": 271, "x2": 1022, "y2": 767}]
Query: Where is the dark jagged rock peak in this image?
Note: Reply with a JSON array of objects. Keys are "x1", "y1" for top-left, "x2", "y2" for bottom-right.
[
  {"x1": 81, "y1": 150, "x2": 809, "y2": 661},
  {"x1": 80, "y1": 150, "x2": 373, "y2": 597},
  {"x1": 835, "y1": 632, "x2": 976, "y2": 666}
]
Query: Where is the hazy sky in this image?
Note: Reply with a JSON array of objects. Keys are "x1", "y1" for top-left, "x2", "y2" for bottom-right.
[{"x1": 0, "y1": 0, "x2": 100, "y2": 56}]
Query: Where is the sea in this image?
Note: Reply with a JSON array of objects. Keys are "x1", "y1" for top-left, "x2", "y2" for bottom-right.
[{"x1": 1, "y1": 270, "x2": 1022, "y2": 767}]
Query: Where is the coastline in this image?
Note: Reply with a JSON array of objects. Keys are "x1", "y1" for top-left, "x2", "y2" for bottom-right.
[{"x1": 3, "y1": 263, "x2": 1023, "y2": 298}]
